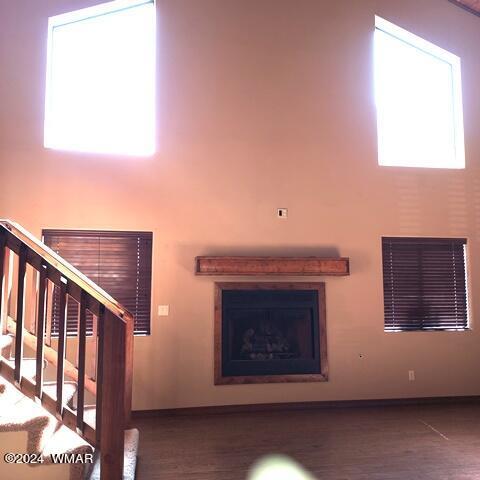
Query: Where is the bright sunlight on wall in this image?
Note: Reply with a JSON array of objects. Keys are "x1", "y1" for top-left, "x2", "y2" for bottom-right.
[
  {"x1": 44, "y1": 0, "x2": 156, "y2": 156},
  {"x1": 374, "y1": 16, "x2": 464, "y2": 169}
]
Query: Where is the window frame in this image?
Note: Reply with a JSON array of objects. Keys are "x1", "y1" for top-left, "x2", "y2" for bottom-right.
[
  {"x1": 374, "y1": 15, "x2": 465, "y2": 169},
  {"x1": 381, "y1": 236, "x2": 470, "y2": 333}
]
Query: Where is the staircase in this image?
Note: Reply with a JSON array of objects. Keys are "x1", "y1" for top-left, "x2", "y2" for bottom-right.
[{"x1": 0, "y1": 220, "x2": 137, "y2": 479}]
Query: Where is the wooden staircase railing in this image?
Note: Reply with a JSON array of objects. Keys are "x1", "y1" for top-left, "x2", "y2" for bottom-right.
[{"x1": 0, "y1": 220, "x2": 134, "y2": 480}]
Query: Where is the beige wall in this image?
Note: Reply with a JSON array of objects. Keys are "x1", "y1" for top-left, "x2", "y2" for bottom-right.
[{"x1": 1, "y1": 0, "x2": 480, "y2": 410}]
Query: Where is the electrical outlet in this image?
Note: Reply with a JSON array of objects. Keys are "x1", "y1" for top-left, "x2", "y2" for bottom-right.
[
  {"x1": 408, "y1": 370, "x2": 415, "y2": 381},
  {"x1": 277, "y1": 208, "x2": 288, "y2": 219},
  {"x1": 158, "y1": 305, "x2": 169, "y2": 316}
]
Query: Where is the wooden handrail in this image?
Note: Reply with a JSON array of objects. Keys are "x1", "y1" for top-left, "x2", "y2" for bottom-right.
[{"x1": 0, "y1": 220, "x2": 133, "y2": 324}]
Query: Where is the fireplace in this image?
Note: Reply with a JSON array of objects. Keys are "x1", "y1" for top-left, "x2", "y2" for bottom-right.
[{"x1": 214, "y1": 283, "x2": 328, "y2": 384}]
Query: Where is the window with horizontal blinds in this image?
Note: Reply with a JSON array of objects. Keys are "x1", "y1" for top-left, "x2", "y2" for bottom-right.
[
  {"x1": 42, "y1": 229, "x2": 153, "y2": 335},
  {"x1": 382, "y1": 237, "x2": 468, "y2": 332}
]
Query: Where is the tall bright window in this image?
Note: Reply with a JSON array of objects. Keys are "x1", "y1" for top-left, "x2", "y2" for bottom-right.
[
  {"x1": 44, "y1": 0, "x2": 156, "y2": 156},
  {"x1": 374, "y1": 16, "x2": 464, "y2": 169}
]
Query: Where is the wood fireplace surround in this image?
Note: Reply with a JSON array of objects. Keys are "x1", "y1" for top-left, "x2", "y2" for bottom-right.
[{"x1": 195, "y1": 256, "x2": 349, "y2": 385}]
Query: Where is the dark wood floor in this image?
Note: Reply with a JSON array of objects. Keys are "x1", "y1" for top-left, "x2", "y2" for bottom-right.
[{"x1": 134, "y1": 403, "x2": 480, "y2": 480}]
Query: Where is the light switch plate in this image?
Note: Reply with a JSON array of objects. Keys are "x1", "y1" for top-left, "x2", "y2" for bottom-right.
[{"x1": 158, "y1": 305, "x2": 169, "y2": 316}]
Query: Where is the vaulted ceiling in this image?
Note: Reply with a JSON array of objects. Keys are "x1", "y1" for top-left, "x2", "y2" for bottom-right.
[{"x1": 450, "y1": 0, "x2": 480, "y2": 16}]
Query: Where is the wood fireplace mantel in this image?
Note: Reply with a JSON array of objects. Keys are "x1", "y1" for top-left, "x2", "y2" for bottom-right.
[{"x1": 195, "y1": 256, "x2": 349, "y2": 276}]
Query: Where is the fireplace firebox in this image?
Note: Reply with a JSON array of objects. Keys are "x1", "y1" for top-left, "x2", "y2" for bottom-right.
[{"x1": 214, "y1": 283, "x2": 328, "y2": 385}]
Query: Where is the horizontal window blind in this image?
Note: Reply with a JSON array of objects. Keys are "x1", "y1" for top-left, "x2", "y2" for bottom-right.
[
  {"x1": 43, "y1": 229, "x2": 153, "y2": 335},
  {"x1": 382, "y1": 237, "x2": 468, "y2": 331}
]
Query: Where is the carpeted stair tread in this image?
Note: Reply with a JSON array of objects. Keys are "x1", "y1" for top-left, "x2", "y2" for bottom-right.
[
  {"x1": 5, "y1": 357, "x2": 47, "y2": 380},
  {"x1": 41, "y1": 426, "x2": 95, "y2": 480},
  {"x1": 86, "y1": 428, "x2": 139, "y2": 480},
  {"x1": 0, "y1": 396, "x2": 50, "y2": 426},
  {"x1": 41, "y1": 424, "x2": 93, "y2": 461},
  {"x1": 43, "y1": 380, "x2": 78, "y2": 407},
  {"x1": 0, "y1": 379, "x2": 77, "y2": 412},
  {"x1": 0, "y1": 377, "x2": 25, "y2": 407},
  {"x1": 0, "y1": 334, "x2": 14, "y2": 357},
  {"x1": 83, "y1": 405, "x2": 96, "y2": 428},
  {"x1": 0, "y1": 392, "x2": 58, "y2": 453}
]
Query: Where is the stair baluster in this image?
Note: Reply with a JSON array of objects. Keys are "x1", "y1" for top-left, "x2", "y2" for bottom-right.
[
  {"x1": 35, "y1": 264, "x2": 47, "y2": 399},
  {"x1": 14, "y1": 245, "x2": 27, "y2": 384},
  {"x1": 0, "y1": 235, "x2": 6, "y2": 335},
  {"x1": 56, "y1": 279, "x2": 68, "y2": 416},
  {"x1": 77, "y1": 290, "x2": 87, "y2": 434}
]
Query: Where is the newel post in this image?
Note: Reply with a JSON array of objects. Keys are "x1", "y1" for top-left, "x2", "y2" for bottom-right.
[{"x1": 98, "y1": 308, "x2": 126, "y2": 480}]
